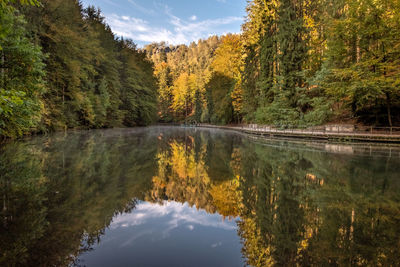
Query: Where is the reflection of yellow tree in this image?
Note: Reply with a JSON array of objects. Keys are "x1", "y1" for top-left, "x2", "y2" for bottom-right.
[
  {"x1": 149, "y1": 138, "x2": 213, "y2": 211},
  {"x1": 237, "y1": 218, "x2": 274, "y2": 266},
  {"x1": 209, "y1": 178, "x2": 240, "y2": 218},
  {"x1": 149, "y1": 136, "x2": 240, "y2": 217},
  {"x1": 169, "y1": 139, "x2": 206, "y2": 180}
]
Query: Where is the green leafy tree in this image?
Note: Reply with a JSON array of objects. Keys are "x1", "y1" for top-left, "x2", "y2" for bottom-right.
[
  {"x1": 119, "y1": 40, "x2": 157, "y2": 126},
  {"x1": 318, "y1": 0, "x2": 400, "y2": 125},
  {"x1": 0, "y1": 6, "x2": 45, "y2": 138},
  {"x1": 15, "y1": 0, "x2": 157, "y2": 134}
]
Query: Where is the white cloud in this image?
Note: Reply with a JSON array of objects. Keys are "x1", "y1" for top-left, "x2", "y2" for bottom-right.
[
  {"x1": 111, "y1": 201, "x2": 236, "y2": 231},
  {"x1": 169, "y1": 15, "x2": 242, "y2": 40},
  {"x1": 107, "y1": 201, "x2": 238, "y2": 248},
  {"x1": 107, "y1": 14, "x2": 149, "y2": 33},
  {"x1": 104, "y1": 8, "x2": 243, "y2": 46},
  {"x1": 211, "y1": 242, "x2": 223, "y2": 248}
]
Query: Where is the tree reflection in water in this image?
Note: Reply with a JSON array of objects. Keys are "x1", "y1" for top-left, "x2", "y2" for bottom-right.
[{"x1": 1, "y1": 127, "x2": 399, "y2": 266}]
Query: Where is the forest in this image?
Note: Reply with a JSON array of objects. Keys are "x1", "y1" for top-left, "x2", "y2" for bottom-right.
[
  {"x1": 1, "y1": 0, "x2": 400, "y2": 139},
  {"x1": 0, "y1": 0, "x2": 157, "y2": 139},
  {"x1": 146, "y1": 0, "x2": 400, "y2": 127}
]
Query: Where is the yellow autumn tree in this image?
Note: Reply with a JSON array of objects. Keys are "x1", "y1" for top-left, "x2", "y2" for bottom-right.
[
  {"x1": 209, "y1": 34, "x2": 244, "y2": 122},
  {"x1": 212, "y1": 34, "x2": 242, "y2": 80},
  {"x1": 171, "y1": 72, "x2": 197, "y2": 119}
]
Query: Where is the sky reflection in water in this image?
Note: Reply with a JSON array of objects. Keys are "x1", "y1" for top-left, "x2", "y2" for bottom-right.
[{"x1": 78, "y1": 201, "x2": 242, "y2": 267}]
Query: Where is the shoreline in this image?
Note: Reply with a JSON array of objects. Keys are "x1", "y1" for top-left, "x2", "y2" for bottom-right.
[
  {"x1": 3, "y1": 124, "x2": 400, "y2": 146},
  {"x1": 195, "y1": 124, "x2": 400, "y2": 144}
]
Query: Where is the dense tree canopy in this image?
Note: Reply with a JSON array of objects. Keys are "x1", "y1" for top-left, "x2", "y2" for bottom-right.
[
  {"x1": 2, "y1": 0, "x2": 400, "y2": 138},
  {"x1": 145, "y1": 35, "x2": 243, "y2": 124},
  {"x1": 145, "y1": 37, "x2": 221, "y2": 123},
  {"x1": 146, "y1": 0, "x2": 400, "y2": 127},
  {"x1": 240, "y1": 0, "x2": 400, "y2": 126},
  {"x1": 0, "y1": 4, "x2": 45, "y2": 138},
  {"x1": 0, "y1": 0, "x2": 157, "y2": 138}
]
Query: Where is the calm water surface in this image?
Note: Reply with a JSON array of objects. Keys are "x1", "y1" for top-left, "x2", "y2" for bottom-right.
[{"x1": 1, "y1": 127, "x2": 400, "y2": 266}]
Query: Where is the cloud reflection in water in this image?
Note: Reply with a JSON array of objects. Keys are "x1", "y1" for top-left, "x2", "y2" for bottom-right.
[
  {"x1": 78, "y1": 200, "x2": 243, "y2": 267},
  {"x1": 111, "y1": 201, "x2": 237, "y2": 242}
]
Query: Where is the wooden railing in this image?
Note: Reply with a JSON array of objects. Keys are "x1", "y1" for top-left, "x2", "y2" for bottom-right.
[
  {"x1": 239, "y1": 124, "x2": 400, "y2": 136},
  {"x1": 195, "y1": 123, "x2": 400, "y2": 137},
  {"x1": 354, "y1": 126, "x2": 400, "y2": 135}
]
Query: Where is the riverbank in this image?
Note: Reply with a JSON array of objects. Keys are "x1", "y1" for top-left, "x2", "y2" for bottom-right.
[{"x1": 197, "y1": 124, "x2": 400, "y2": 144}]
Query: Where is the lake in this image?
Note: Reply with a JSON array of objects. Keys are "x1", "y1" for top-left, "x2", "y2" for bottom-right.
[{"x1": 1, "y1": 126, "x2": 400, "y2": 266}]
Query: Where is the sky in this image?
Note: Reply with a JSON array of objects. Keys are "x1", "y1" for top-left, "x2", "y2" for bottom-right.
[{"x1": 80, "y1": 0, "x2": 247, "y2": 47}]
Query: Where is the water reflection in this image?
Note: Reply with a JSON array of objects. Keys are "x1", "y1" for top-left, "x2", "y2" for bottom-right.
[
  {"x1": 237, "y1": 139, "x2": 400, "y2": 266},
  {"x1": 1, "y1": 127, "x2": 399, "y2": 266},
  {"x1": 79, "y1": 201, "x2": 241, "y2": 267}
]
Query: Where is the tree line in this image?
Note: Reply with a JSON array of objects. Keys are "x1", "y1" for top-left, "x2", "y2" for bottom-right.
[
  {"x1": 145, "y1": 35, "x2": 242, "y2": 124},
  {"x1": 0, "y1": 0, "x2": 157, "y2": 139},
  {"x1": 2, "y1": 0, "x2": 399, "y2": 139},
  {"x1": 147, "y1": 0, "x2": 400, "y2": 127}
]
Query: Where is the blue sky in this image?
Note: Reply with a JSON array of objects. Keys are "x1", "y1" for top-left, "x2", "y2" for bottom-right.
[{"x1": 80, "y1": 0, "x2": 247, "y2": 46}]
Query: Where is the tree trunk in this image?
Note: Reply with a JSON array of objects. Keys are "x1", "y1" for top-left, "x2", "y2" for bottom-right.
[
  {"x1": 62, "y1": 86, "x2": 65, "y2": 107},
  {"x1": 386, "y1": 92, "x2": 392, "y2": 127},
  {"x1": 356, "y1": 36, "x2": 360, "y2": 63},
  {"x1": 1, "y1": 51, "x2": 4, "y2": 88}
]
